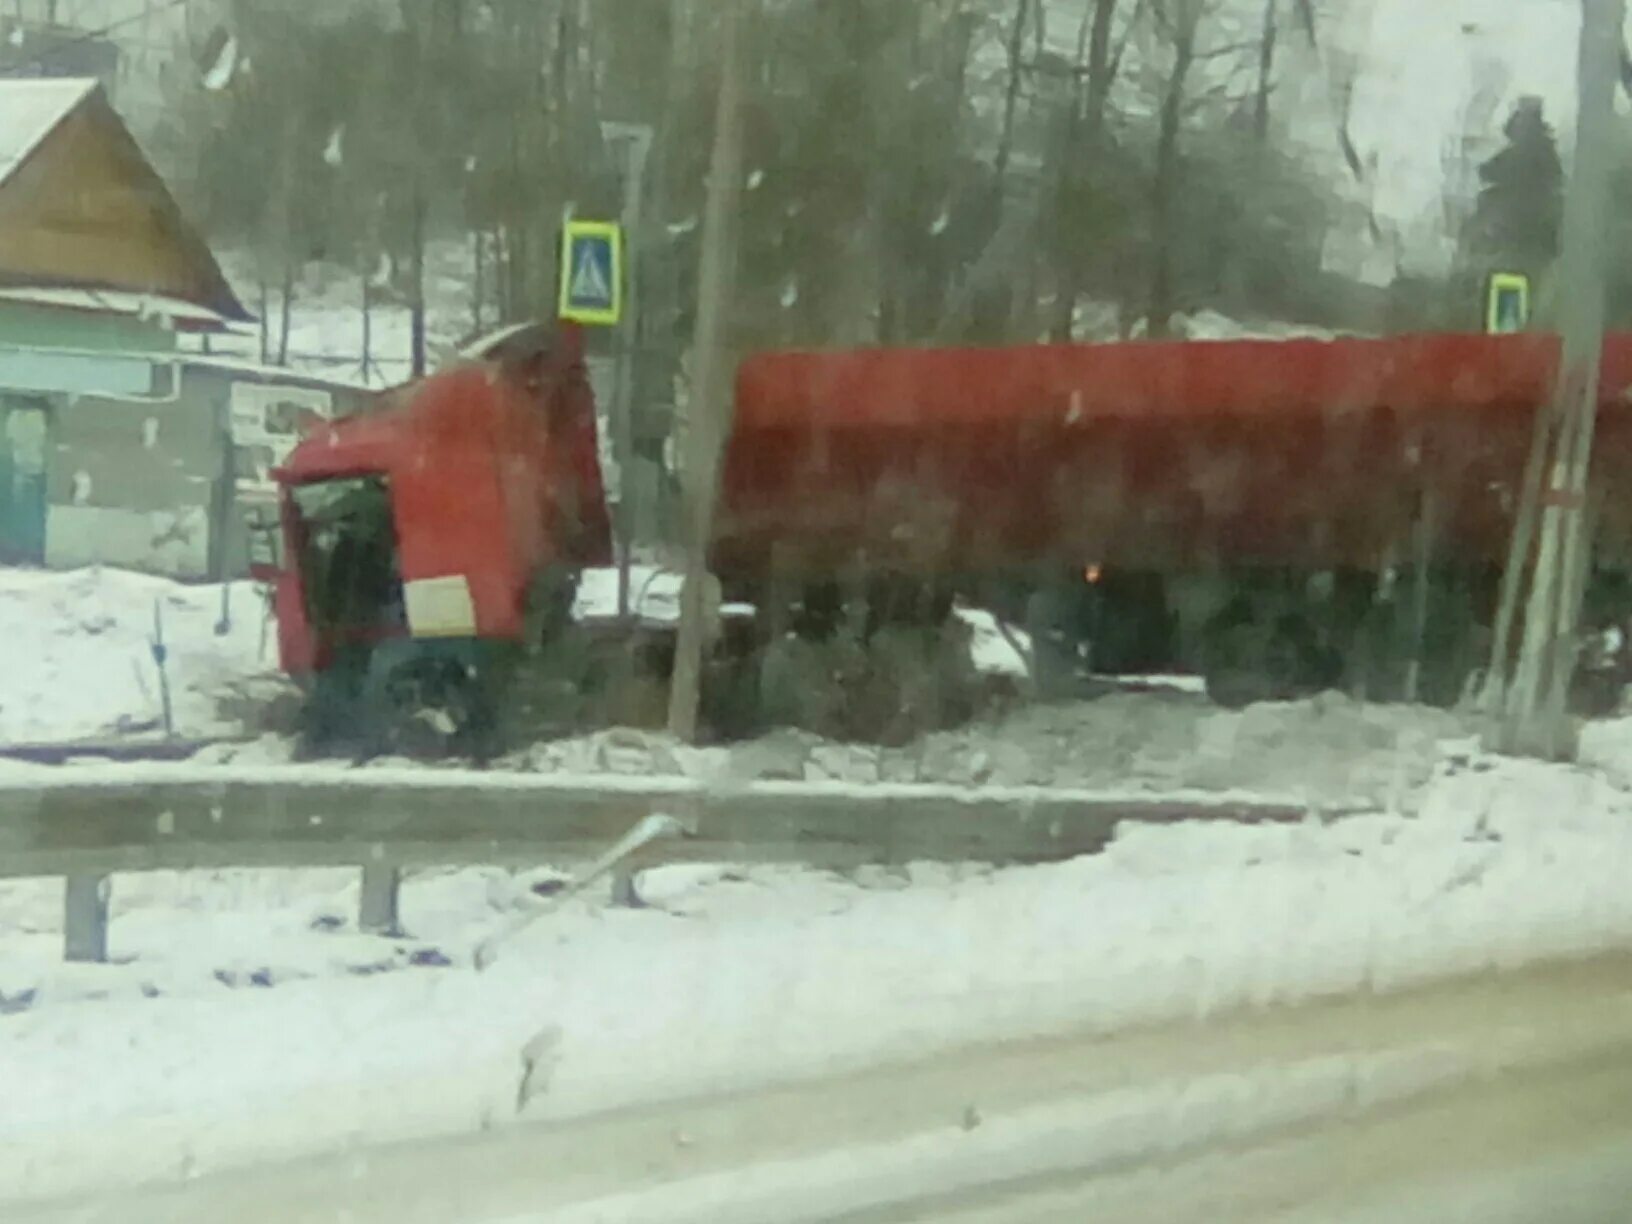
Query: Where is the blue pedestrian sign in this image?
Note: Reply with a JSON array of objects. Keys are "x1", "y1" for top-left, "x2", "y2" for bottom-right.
[
  {"x1": 1485, "y1": 272, "x2": 1530, "y2": 335},
  {"x1": 559, "y1": 220, "x2": 622, "y2": 326}
]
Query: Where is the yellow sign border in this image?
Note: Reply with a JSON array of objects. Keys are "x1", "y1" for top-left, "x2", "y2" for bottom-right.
[
  {"x1": 558, "y1": 221, "x2": 623, "y2": 326},
  {"x1": 1485, "y1": 272, "x2": 1530, "y2": 335}
]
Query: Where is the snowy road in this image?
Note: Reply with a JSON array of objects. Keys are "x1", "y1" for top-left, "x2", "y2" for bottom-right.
[{"x1": 19, "y1": 952, "x2": 1632, "y2": 1224}]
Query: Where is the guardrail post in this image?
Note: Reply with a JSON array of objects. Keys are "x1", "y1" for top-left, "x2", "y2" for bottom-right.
[
  {"x1": 609, "y1": 866, "x2": 642, "y2": 908},
  {"x1": 358, "y1": 866, "x2": 402, "y2": 936},
  {"x1": 64, "y1": 874, "x2": 110, "y2": 963}
]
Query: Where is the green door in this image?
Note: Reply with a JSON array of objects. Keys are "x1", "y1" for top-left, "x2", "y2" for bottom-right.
[{"x1": 0, "y1": 397, "x2": 49, "y2": 564}]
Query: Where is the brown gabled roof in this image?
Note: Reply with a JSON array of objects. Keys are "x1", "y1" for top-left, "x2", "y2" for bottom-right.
[{"x1": 0, "y1": 78, "x2": 250, "y2": 324}]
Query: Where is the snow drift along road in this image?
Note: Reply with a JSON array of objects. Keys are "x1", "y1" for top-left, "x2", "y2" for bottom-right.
[
  {"x1": 17, "y1": 951, "x2": 1632, "y2": 1224},
  {"x1": 8, "y1": 752, "x2": 1632, "y2": 1207}
]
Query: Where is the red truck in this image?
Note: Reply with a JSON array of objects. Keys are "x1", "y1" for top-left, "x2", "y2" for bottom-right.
[{"x1": 268, "y1": 324, "x2": 1632, "y2": 751}]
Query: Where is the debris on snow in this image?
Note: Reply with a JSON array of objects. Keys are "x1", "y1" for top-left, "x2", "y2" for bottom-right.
[
  {"x1": 573, "y1": 565, "x2": 682, "y2": 625},
  {"x1": 954, "y1": 606, "x2": 1030, "y2": 678},
  {"x1": 515, "y1": 1024, "x2": 563, "y2": 1113},
  {"x1": 475, "y1": 811, "x2": 689, "y2": 970}
]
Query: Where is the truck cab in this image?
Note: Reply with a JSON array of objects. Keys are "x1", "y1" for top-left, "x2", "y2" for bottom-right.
[{"x1": 270, "y1": 322, "x2": 611, "y2": 752}]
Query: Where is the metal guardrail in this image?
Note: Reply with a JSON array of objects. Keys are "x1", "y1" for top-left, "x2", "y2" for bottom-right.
[
  {"x1": 0, "y1": 738, "x2": 236, "y2": 766},
  {"x1": 0, "y1": 770, "x2": 1342, "y2": 962}
]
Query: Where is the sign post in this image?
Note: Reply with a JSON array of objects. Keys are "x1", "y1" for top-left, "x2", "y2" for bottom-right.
[
  {"x1": 558, "y1": 217, "x2": 631, "y2": 621},
  {"x1": 601, "y1": 123, "x2": 655, "y2": 621}
]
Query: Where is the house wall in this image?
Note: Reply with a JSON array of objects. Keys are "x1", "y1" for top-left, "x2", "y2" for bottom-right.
[
  {"x1": 0, "y1": 335, "x2": 173, "y2": 565},
  {"x1": 40, "y1": 363, "x2": 369, "y2": 580},
  {"x1": 0, "y1": 299, "x2": 174, "y2": 352},
  {"x1": 43, "y1": 370, "x2": 218, "y2": 578}
]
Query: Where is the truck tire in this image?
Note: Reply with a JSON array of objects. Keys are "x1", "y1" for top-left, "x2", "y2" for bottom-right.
[
  {"x1": 1201, "y1": 610, "x2": 1333, "y2": 709},
  {"x1": 363, "y1": 654, "x2": 498, "y2": 761}
]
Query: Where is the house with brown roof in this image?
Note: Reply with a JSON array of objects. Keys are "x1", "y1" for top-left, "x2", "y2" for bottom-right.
[
  {"x1": 0, "y1": 78, "x2": 248, "y2": 343},
  {"x1": 0, "y1": 78, "x2": 368, "y2": 577}
]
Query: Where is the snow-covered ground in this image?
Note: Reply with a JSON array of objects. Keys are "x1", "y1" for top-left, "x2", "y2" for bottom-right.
[
  {"x1": 0, "y1": 565, "x2": 1476, "y2": 820},
  {"x1": 11, "y1": 563, "x2": 1632, "y2": 1204},
  {"x1": 167, "y1": 688, "x2": 1471, "y2": 817},
  {"x1": 0, "y1": 563, "x2": 1031, "y2": 749},
  {"x1": 7, "y1": 751, "x2": 1632, "y2": 1205},
  {"x1": 480, "y1": 693, "x2": 1468, "y2": 815},
  {"x1": 0, "y1": 567, "x2": 282, "y2": 746}
]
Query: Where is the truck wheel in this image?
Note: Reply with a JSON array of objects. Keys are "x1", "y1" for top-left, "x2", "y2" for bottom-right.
[
  {"x1": 295, "y1": 651, "x2": 368, "y2": 758},
  {"x1": 365, "y1": 657, "x2": 496, "y2": 760},
  {"x1": 1201, "y1": 611, "x2": 1331, "y2": 709}
]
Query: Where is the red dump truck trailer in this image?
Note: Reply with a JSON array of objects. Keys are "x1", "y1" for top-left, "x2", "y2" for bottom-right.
[{"x1": 268, "y1": 324, "x2": 1632, "y2": 750}]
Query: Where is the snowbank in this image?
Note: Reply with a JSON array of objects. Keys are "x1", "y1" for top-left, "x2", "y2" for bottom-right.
[
  {"x1": 489, "y1": 690, "x2": 1473, "y2": 813},
  {"x1": 952, "y1": 605, "x2": 1030, "y2": 677},
  {"x1": 4, "y1": 750, "x2": 1632, "y2": 1204},
  {"x1": 1174, "y1": 309, "x2": 1347, "y2": 343},
  {"x1": 1577, "y1": 715, "x2": 1632, "y2": 783},
  {"x1": 0, "y1": 560, "x2": 1476, "y2": 815},
  {"x1": 0, "y1": 568, "x2": 284, "y2": 746},
  {"x1": 160, "y1": 688, "x2": 1473, "y2": 815}
]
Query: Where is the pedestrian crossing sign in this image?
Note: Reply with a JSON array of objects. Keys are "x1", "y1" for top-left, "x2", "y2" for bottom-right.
[
  {"x1": 1485, "y1": 272, "x2": 1530, "y2": 335},
  {"x1": 559, "y1": 220, "x2": 622, "y2": 326}
]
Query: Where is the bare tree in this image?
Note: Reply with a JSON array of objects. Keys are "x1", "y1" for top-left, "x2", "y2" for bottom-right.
[
  {"x1": 1143, "y1": 0, "x2": 1273, "y2": 334},
  {"x1": 1047, "y1": 0, "x2": 1124, "y2": 340},
  {"x1": 1146, "y1": 0, "x2": 1211, "y2": 335},
  {"x1": 1252, "y1": 0, "x2": 1326, "y2": 143},
  {"x1": 1252, "y1": 0, "x2": 1276, "y2": 141},
  {"x1": 994, "y1": 0, "x2": 1032, "y2": 189}
]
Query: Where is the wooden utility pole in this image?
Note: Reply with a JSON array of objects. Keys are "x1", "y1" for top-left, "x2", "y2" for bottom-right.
[
  {"x1": 1489, "y1": 0, "x2": 1623, "y2": 759},
  {"x1": 667, "y1": 0, "x2": 745, "y2": 742}
]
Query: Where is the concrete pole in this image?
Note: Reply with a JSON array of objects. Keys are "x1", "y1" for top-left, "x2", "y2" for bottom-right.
[
  {"x1": 603, "y1": 123, "x2": 655, "y2": 621},
  {"x1": 666, "y1": 0, "x2": 745, "y2": 742},
  {"x1": 1498, "y1": 0, "x2": 1623, "y2": 759}
]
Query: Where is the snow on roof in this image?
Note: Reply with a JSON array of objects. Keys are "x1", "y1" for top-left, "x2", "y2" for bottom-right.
[
  {"x1": 0, "y1": 284, "x2": 231, "y2": 327},
  {"x1": 0, "y1": 77, "x2": 95, "y2": 190},
  {"x1": 178, "y1": 353, "x2": 375, "y2": 393},
  {"x1": 458, "y1": 320, "x2": 541, "y2": 361}
]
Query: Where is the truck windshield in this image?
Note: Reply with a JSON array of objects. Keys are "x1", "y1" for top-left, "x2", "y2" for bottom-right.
[{"x1": 289, "y1": 475, "x2": 405, "y2": 641}]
